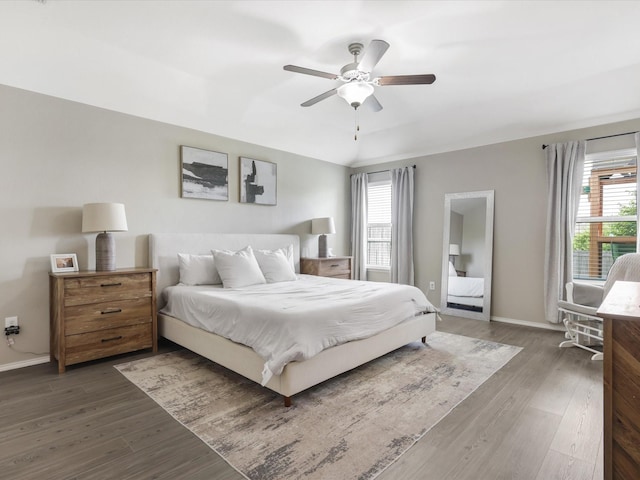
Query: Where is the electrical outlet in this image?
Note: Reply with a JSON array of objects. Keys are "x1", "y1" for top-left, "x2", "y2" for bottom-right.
[
  {"x1": 5, "y1": 316, "x2": 18, "y2": 328},
  {"x1": 429, "y1": 281, "x2": 436, "y2": 291}
]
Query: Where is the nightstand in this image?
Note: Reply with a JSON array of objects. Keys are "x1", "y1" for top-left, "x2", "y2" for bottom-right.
[
  {"x1": 49, "y1": 268, "x2": 157, "y2": 373},
  {"x1": 301, "y1": 257, "x2": 352, "y2": 279}
]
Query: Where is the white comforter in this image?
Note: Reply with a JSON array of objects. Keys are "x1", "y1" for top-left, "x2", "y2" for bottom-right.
[
  {"x1": 448, "y1": 276, "x2": 484, "y2": 297},
  {"x1": 161, "y1": 275, "x2": 434, "y2": 385}
]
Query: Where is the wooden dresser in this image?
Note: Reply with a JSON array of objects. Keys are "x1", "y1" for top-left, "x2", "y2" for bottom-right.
[
  {"x1": 301, "y1": 256, "x2": 352, "y2": 279},
  {"x1": 49, "y1": 268, "x2": 157, "y2": 373},
  {"x1": 596, "y1": 281, "x2": 640, "y2": 480}
]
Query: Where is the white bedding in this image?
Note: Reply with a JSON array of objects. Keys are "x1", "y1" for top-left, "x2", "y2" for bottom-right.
[
  {"x1": 448, "y1": 276, "x2": 484, "y2": 297},
  {"x1": 160, "y1": 274, "x2": 435, "y2": 385}
]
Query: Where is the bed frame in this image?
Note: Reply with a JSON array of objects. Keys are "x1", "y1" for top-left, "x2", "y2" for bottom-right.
[{"x1": 149, "y1": 233, "x2": 436, "y2": 406}]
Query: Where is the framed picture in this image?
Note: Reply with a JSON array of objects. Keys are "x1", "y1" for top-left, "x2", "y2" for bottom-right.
[
  {"x1": 181, "y1": 145, "x2": 228, "y2": 201},
  {"x1": 50, "y1": 254, "x2": 79, "y2": 273},
  {"x1": 239, "y1": 157, "x2": 277, "y2": 205}
]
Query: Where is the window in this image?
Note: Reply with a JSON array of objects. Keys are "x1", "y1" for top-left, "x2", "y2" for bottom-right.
[
  {"x1": 573, "y1": 148, "x2": 638, "y2": 281},
  {"x1": 367, "y1": 176, "x2": 391, "y2": 268}
]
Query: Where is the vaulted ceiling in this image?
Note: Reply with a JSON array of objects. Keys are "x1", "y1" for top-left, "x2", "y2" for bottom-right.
[{"x1": 2, "y1": 1, "x2": 640, "y2": 166}]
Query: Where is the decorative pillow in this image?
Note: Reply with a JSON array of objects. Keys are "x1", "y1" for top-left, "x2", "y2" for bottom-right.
[
  {"x1": 212, "y1": 246, "x2": 267, "y2": 288},
  {"x1": 178, "y1": 253, "x2": 222, "y2": 285},
  {"x1": 448, "y1": 261, "x2": 458, "y2": 277},
  {"x1": 254, "y1": 247, "x2": 297, "y2": 283}
]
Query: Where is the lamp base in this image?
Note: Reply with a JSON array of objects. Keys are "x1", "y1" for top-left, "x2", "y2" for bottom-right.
[
  {"x1": 318, "y1": 234, "x2": 328, "y2": 258},
  {"x1": 96, "y1": 232, "x2": 116, "y2": 271}
]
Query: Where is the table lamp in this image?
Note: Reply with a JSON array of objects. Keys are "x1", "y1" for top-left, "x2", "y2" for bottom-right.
[
  {"x1": 82, "y1": 203, "x2": 128, "y2": 271},
  {"x1": 312, "y1": 217, "x2": 336, "y2": 258},
  {"x1": 449, "y1": 244, "x2": 460, "y2": 266}
]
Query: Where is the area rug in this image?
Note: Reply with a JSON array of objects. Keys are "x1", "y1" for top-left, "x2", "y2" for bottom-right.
[{"x1": 115, "y1": 332, "x2": 521, "y2": 480}]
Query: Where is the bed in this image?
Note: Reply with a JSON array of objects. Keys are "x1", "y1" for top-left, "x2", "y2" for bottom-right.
[
  {"x1": 447, "y1": 262, "x2": 484, "y2": 312},
  {"x1": 149, "y1": 233, "x2": 437, "y2": 406}
]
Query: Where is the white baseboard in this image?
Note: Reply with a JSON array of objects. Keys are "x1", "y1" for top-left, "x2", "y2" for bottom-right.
[
  {"x1": 0, "y1": 356, "x2": 50, "y2": 373},
  {"x1": 491, "y1": 316, "x2": 565, "y2": 332}
]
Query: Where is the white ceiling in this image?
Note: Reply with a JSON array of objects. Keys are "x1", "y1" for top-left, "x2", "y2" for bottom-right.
[{"x1": 2, "y1": 1, "x2": 640, "y2": 167}]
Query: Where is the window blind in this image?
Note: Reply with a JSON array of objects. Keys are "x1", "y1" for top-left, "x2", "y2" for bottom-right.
[
  {"x1": 574, "y1": 149, "x2": 638, "y2": 280},
  {"x1": 367, "y1": 182, "x2": 391, "y2": 267}
]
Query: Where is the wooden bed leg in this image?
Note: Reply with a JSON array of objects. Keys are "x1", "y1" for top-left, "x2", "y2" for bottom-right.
[
  {"x1": 421, "y1": 336, "x2": 427, "y2": 344},
  {"x1": 283, "y1": 396, "x2": 292, "y2": 408}
]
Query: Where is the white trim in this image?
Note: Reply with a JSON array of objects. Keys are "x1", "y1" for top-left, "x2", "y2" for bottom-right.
[
  {"x1": 576, "y1": 215, "x2": 636, "y2": 223},
  {"x1": 490, "y1": 316, "x2": 565, "y2": 332},
  {"x1": 366, "y1": 266, "x2": 390, "y2": 272},
  {"x1": 0, "y1": 356, "x2": 50, "y2": 372}
]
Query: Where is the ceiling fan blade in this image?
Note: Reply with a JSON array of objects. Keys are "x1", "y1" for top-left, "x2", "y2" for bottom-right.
[
  {"x1": 376, "y1": 74, "x2": 436, "y2": 86},
  {"x1": 301, "y1": 88, "x2": 338, "y2": 107},
  {"x1": 284, "y1": 65, "x2": 338, "y2": 80},
  {"x1": 364, "y1": 94, "x2": 383, "y2": 112},
  {"x1": 358, "y1": 39, "x2": 390, "y2": 73}
]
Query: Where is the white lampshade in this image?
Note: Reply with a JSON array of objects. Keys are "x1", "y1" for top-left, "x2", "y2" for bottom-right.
[
  {"x1": 82, "y1": 203, "x2": 128, "y2": 233},
  {"x1": 312, "y1": 217, "x2": 336, "y2": 235},
  {"x1": 337, "y1": 82, "x2": 374, "y2": 108},
  {"x1": 449, "y1": 244, "x2": 460, "y2": 256}
]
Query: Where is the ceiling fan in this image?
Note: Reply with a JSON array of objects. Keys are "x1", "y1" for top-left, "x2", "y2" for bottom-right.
[{"x1": 284, "y1": 39, "x2": 436, "y2": 112}]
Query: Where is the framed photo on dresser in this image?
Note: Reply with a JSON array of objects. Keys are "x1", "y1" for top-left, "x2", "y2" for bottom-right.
[{"x1": 50, "y1": 253, "x2": 79, "y2": 273}]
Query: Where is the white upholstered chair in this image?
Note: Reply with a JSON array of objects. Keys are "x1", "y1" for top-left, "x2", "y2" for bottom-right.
[{"x1": 559, "y1": 253, "x2": 640, "y2": 360}]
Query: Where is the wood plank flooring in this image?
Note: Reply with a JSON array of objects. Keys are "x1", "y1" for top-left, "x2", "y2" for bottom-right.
[{"x1": 0, "y1": 317, "x2": 603, "y2": 480}]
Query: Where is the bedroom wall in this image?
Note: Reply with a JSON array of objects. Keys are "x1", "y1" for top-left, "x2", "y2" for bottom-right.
[
  {"x1": 351, "y1": 117, "x2": 640, "y2": 329},
  {"x1": 0, "y1": 84, "x2": 350, "y2": 370}
]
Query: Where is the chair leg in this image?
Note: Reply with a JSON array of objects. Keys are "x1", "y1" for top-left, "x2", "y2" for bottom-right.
[{"x1": 558, "y1": 314, "x2": 603, "y2": 361}]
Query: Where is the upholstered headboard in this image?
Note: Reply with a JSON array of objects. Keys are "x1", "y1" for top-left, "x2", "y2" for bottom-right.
[{"x1": 149, "y1": 233, "x2": 301, "y2": 307}]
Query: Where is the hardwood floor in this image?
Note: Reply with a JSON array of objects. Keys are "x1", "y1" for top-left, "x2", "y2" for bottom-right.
[{"x1": 0, "y1": 317, "x2": 603, "y2": 480}]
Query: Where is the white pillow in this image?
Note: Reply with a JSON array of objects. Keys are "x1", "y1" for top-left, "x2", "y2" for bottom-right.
[
  {"x1": 178, "y1": 253, "x2": 222, "y2": 285},
  {"x1": 280, "y1": 244, "x2": 296, "y2": 271},
  {"x1": 212, "y1": 246, "x2": 267, "y2": 288},
  {"x1": 448, "y1": 261, "x2": 458, "y2": 277},
  {"x1": 254, "y1": 247, "x2": 297, "y2": 283}
]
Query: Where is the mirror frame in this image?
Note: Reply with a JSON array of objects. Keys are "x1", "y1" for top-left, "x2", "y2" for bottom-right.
[{"x1": 440, "y1": 190, "x2": 494, "y2": 321}]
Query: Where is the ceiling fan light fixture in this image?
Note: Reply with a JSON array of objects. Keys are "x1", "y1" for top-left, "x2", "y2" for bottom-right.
[{"x1": 337, "y1": 82, "x2": 374, "y2": 109}]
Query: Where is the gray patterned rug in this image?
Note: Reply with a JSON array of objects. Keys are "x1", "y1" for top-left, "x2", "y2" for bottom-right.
[{"x1": 115, "y1": 331, "x2": 521, "y2": 480}]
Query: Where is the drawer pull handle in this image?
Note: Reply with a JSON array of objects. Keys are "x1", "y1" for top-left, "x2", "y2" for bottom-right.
[
  {"x1": 101, "y1": 336, "x2": 123, "y2": 343},
  {"x1": 330, "y1": 264, "x2": 340, "y2": 267},
  {"x1": 101, "y1": 308, "x2": 122, "y2": 315},
  {"x1": 101, "y1": 282, "x2": 122, "y2": 287}
]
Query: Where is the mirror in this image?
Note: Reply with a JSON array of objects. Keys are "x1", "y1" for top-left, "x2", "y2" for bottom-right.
[{"x1": 440, "y1": 190, "x2": 494, "y2": 321}]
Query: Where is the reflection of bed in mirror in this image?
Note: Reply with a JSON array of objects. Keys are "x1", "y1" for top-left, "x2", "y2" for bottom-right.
[{"x1": 447, "y1": 262, "x2": 484, "y2": 312}]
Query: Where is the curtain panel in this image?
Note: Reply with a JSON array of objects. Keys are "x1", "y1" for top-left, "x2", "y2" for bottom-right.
[
  {"x1": 544, "y1": 141, "x2": 586, "y2": 323},
  {"x1": 391, "y1": 167, "x2": 415, "y2": 285},
  {"x1": 350, "y1": 173, "x2": 368, "y2": 280}
]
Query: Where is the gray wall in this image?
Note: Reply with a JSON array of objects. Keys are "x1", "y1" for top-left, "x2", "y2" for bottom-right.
[
  {"x1": 0, "y1": 84, "x2": 350, "y2": 369},
  {"x1": 352, "y1": 118, "x2": 640, "y2": 328},
  {"x1": 461, "y1": 203, "x2": 486, "y2": 278}
]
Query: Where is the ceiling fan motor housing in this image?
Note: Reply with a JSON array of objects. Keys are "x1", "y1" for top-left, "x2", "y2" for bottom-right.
[{"x1": 340, "y1": 63, "x2": 369, "y2": 81}]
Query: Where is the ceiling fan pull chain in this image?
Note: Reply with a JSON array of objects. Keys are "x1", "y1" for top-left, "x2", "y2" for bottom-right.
[{"x1": 354, "y1": 109, "x2": 360, "y2": 141}]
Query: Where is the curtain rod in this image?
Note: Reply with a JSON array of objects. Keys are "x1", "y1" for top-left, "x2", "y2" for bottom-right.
[
  {"x1": 362, "y1": 164, "x2": 416, "y2": 176},
  {"x1": 541, "y1": 131, "x2": 638, "y2": 150}
]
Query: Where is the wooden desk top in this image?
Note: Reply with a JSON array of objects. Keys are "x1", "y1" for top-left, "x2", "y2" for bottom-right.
[{"x1": 597, "y1": 281, "x2": 640, "y2": 321}]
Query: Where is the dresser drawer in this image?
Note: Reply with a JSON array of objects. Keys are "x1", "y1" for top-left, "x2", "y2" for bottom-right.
[
  {"x1": 317, "y1": 258, "x2": 351, "y2": 277},
  {"x1": 64, "y1": 273, "x2": 152, "y2": 306},
  {"x1": 64, "y1": 323, "x2": 153, "y2": 366},
  {"x1": 65, "y1": 297, "x2": 153, "y2": 335}
]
